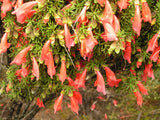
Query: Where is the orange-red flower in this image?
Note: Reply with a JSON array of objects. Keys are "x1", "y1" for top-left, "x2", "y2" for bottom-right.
[
  {"x1": 75, "y1": 6, "x2": 88, "y2": 24},
  {"x1": 46, "y1": 52, "x2": 56, "y2": 79},
  {"x1": 75, "y1": 69, "x2": 87, "y2": 89},
  {"x1": 58, "y1": 59, "x2": 67, "y2": 84},
  {"x1": 98, "y1": 0, "x2": 105, "y2": 7},
  {"x1": 150, "y1": 46, "x2": 160, "y2": 62},
  {"x1": 101, "y1": 0, "x2": 113, "y2": 24},
  {"x1": 43, "y1": 13, "x2": 50, "y2": 24},
  {"x1": 112, "y1": 15, "x2": 120, "y2": 33},
  {"x1": 101, "y1": 23, "x2": 118, "y2": 42},
  {"x1": 142, "y1": 1, "x2": 152, "y2": 23},
  {"x1": 68, "y1": 91, "x2": 82, "y2": 115},
  {"x1": 146, "y1": 33, "x2": 159, "y2": 53},
  {"x1": 104, "y1": 113, "x2": 108, "y2": 119},
  {"x1": 15, "y1": 64, "x2": 29, "y2": 80},
  {"x1": 6, "y1": 84, "x2": 11, "y2": 93},
  {"x1": 10, "y1": 46, "x2": 31, "y2": 65},
  {"x1": 64, "y1": 23, "x2": 75, "y2": 51},
  {"x1": 113, "y1": 100, "x2": 117, "y2": 106},
  {"x1": 142, "y1": 63, "x2": 155, "y2": 82},
  {"x1": 134, "y1": 91, "x2": 143, "y2": 107},
  {"x1": 0, "y1": 32, "x2": 11, "y2": 55},
  {"x1": 12, "y1": 1, "x2": 37, "y2": 24},
  {"x1": 36, "y1": 98, "x2": 45, "y2": 108},
  {"x1": 67, "y1": 77, "x2": 78, "y2": 89},
  {"x1": 86, "y1": 27, "x2": 98, "y2": 51},
  {"x1": 136, "y1": 57, "x2": 143, "y2": 68},
  {"x1": 94, "y1": 71, "x2": 106, "y2": 95},
  {"x1": 41, "y1": 39, "x2": 51, "y2": 62},
  {"x1": 14, "y1": 0, "x2": 23, "y2": 10},
  {"x1": 72, "y1": 91, "x2": 82, "y2": 104},
  {"x1": 54, "y1": 13, "x2": 63, "y2": 25},
  {"x1": 69, "y1": 95, "x2": 79, "y2": 115},
  {"x1": 80, "y1": 38, "x2": 86, "y2": 58},
  {"x1": 32, "y1": 57, "x2": 40, "y2": 80},
  {"x1": 131, "y1": 1, "x2": 142, "y2": 36},
  {"x1": 137, "y1": 81, "x2": 148, "y2": 95},
  {"x1": 130, "y1": 68, "x2": 136, "y2": 76},
  {"x1": 123, "y1": 41, "x2": 132, "y2": 63},
  {"x1": 117, "y1": 0, "x2": 129, "y2": 12},
  {"x1": 54, "y1": 93, "x2": 63, "y2": 114},
  {"x1": 1, "y1": 0, "x2": 12, "y2": 19},
  {"x1": 90, "y1": 104, "x2": 96, "y2": 111},
  {"x1": 82, "y1": 27, "x2": 98, "y2": 59},
  {"x1": 104, "y1": 66, "x2": 121, "y2": 87}
]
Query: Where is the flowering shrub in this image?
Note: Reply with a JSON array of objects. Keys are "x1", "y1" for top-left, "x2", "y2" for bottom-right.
[{"x1": 0, "y1": 0, "x2": 160, "y2": 117}]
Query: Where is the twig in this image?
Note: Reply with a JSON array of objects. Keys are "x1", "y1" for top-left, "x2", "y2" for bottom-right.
[
  {"x1": 137, "y1": 111, "x2": 142, "y2": 120},
  {"x1": 64, "y1": 46, "x2": 76, "y2": 69}
]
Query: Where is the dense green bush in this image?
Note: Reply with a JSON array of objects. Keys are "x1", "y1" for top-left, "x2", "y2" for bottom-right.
[{"x1": 0, "y1": 0, "x2": 160, "y2": 116}]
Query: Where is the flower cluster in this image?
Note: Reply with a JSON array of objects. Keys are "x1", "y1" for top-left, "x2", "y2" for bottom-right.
[{"x1": 0, "y1": 0, "x2": 160, "y2": 115}]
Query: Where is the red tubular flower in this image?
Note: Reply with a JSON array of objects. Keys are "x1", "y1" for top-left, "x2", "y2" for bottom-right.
[
  {"x1": 86, "y1": 27, "x2": 98, "y2": 53},
  {"x1": 123, "y1": 41, "x2": 132, "y2": 63},
  {"x1": 94, "y1": 71, "x2": 106, "y2": 95},
  {"x1": 43, "y1": 13, "x2": 50, "y2": 24},
  {"x1": 73, "y1": 91, "x2": 82, "y2": 104},
  {"x1": 68, "y1": 91, "x2": 82, "y2": 115},
  {"x1": 83, "y1": 27, "x2": 98, "y2": 59},
  {"x1": 54, "y1": 13, "x2": 63, "y2": 25},
  {"x1": 58, "y1": 59, "x2": 67, "y2": 84},
  {"x1": 61, "y1": 3, "x2": 72, "y2": 11},
  {"x1": 0, "y1": 32, "x2": 11, "y2": 55},
  {"x1": 150, "y1": 46, "x2": 160, "y2": 62},
  {"x1": 91, "y1": 104, "x2": 96, "y2": 111},
  {"x1": 75, "y1": 69, "x2": 87, "y2": 89},
  {"x1": 117, "y1": 0, "x2": 129, "y2": 12},
  {"x1": 12, "y1": 1, "x2": 38, "y2": 24},
  {"x1": 6, "y1": 84, "x2": 11, "y2": 93},
  {"x1": 64, "y1": 23, "x2": 75, "y2": 51},
  {"x1": 136, "y1": 61, "x2": 142, "y2": 68},
  {"x1": 32, "y1": 57, "x2": 40, "y2": 80},
  {"x1": 46, "y1": 52, "x2": 56, "y2": 79},
  {"x1": 146, "y1": 33, "x2": 159, "y2": 53},
  {"x1": 101, "y1": 0, "x2": 113, "y2": 24},
  {"x1": 36, "y1": 98, "x2": 45, "y2": 108},
  {"x1": 15, "y1": 64, "x2": 29, "y2": 80},
  {"x1": 112, "y1": 15, "x2": 120, "y2": 33},
  {"x1": 10, "y1": 46, "x2": 31, "y2": 65},
  {"x1": 134, "y1": 91, "x2": 143, "y2": 107},
  {"x1": 41, "y1": 39, "x2": 51, "y2": 62},
  {"x1": 14, "y1": 0, "x2": 23, "y2": 10},
  {"x1": 80, "y1": 39, "x2": 86, "y2": 58},
  {"x1": 142, "y1": 1, "x2": 152, "y2": 23},
  {"x1": 113, "y1": 100, "x2": 117, "y2": 106},
  {"x1": 136, "y1": 57, "x2": 143, "y2": 68},
  {"x1": 104, "y1": 113, "x2": 108, "y2": 119},
  {"x1": 142, "y1": 63, "x2": 155, "y2": 81},
  {"x1": 130, "y1": 68, "x2": 136, "y2": 76},
  {"x1": 75, "y1": 6, "x2": 88, "y2": 24},
  {"x1": 98, "y1": 0, "x2": 105, "y2": 7},
  {"x1": 104, "y1": 66, "x2": 121, "y2": 87},
  {"x1": 75, "y1": 61, "x2": 81, "y2": 71},
  {"x1": 137, "y1": 81, "x2": 148, "y2": 95},
  {"x1": 101, "y1": 22, "x2": 118, "y2": 42},
  {"x1": 1, "y1": 0, "x2": 12, "y2": 19},
  {"x1": 54, "y1": 93, "x2": 63, "y2": 114},
  {"x1": 131, "y1": 1, "x2": 142, "y2": 36},
  {"x1": 69, "y1": 95, "x2": 79, "y2": 115},
  {"x1": 67, "y1": 77, "x2": 78, "y2": 90}
]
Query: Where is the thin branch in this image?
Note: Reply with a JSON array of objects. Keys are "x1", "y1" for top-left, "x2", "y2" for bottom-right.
[{"x1": 64, "y1": 46, "x2": 76, "y2": 69}]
